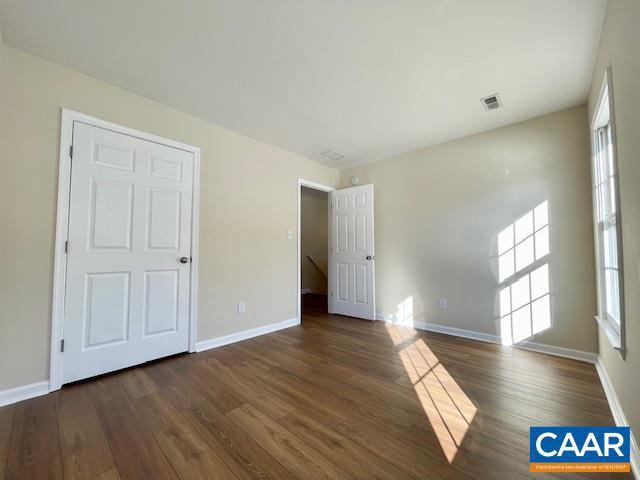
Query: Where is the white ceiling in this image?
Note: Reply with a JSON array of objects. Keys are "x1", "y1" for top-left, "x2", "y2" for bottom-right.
[{"x1": 0, "y1": 0, "x2": 606, "y2": 168}]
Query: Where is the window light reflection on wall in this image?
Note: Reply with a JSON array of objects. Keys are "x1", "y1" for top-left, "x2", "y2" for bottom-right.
[{"x1": 497, "y1": 201, "x2": 551, "y2": 346}]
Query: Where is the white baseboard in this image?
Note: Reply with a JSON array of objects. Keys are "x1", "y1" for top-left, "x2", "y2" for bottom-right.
[
  {"x1": 516, "y1": 339, "x2": 597, "y2": 363},
  {"x1": 195, "y1": 317, "x2": 300, "y2": 353},
  {"x1": 0, "y1": 381, "x2": 50, "y2": 408},
  {"x1": 595, "y1": 357, "x2": 640, "y2": 479},
  {"x1": 375, "y1": 314, "x2": 597, "y2": 363}
]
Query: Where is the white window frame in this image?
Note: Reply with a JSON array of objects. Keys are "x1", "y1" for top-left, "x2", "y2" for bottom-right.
[{"x1": 590, "y1": 67, "x2": 625, "y2": 357}]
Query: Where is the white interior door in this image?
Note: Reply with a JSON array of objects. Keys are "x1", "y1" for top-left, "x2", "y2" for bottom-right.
[
  {"x1": 329, "y1": 184, "x2": 375, "y2": 320},
  {"x1": 62, "y1": 122, "x2": 194, "y2": 384}
]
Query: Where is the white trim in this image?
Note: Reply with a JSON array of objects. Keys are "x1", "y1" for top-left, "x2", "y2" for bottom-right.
[
  {"x1": 297, "y1": 178, "x2": 334, "y2": 323},
  {"x1": 189, "y1": 147, "x2": 201, "y2": 353},
  {"x1": 300, "y1": 288, "x2": 312, "y2": 295},
  {"x1": 195, "y1": 318, "x2": 299, "y2": 352},
  {"x1": 516, "y1": 340, "x2": 597, "y2": 363},
  {"x1": 0, "y1": 381, "x2": 50, "y2": 408},
  {"x1": 590, "y1": 66, "x2": 626, "y2": 358},
  {"x1": 50, "y1": 108, "x2": 201, "y2": 391},
  {"x1": 376, "y1": 314, "x2": 502, "y2": 345},
  {"x1": 375, "y1": 314, "x2": 597, "y2": 363},
  {"x1": 595, "y1": 357, "x2": 640, "y2": 479}
]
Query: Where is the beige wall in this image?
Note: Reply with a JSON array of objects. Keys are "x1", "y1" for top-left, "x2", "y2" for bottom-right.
[
  {"x1": 588, "y1": 0, "x2": 640, "y2": 448},
  {"x1": 341, "y1": 106, "x2": 598, "y2": 353},
  {"x1": 300, "y1": 187, "x2": 328, "y2": 295},
  {"x1": 0, "y1": 45, "x2": 338, "y2": 390}
]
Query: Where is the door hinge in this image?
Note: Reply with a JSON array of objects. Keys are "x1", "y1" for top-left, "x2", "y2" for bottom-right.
[
  {"x1": 69, "y1": 145, "x2": 74, "y2": 159},
  {"x1": 60, "y1": 339, "x2": 65, "y2": 352},
  {"x1": 64, "y1": 241, "x2": 69, "y2": 254}
]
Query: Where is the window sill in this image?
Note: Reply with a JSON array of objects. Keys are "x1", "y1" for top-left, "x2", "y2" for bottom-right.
[{"x1": 595, "y1": 316, "x2": 625, "y2": 358}]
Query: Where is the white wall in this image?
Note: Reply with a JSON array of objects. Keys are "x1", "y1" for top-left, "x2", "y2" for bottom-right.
[
  {"x1": 0, "y1": 44, "x2": 338, "y2": 391},
  {"x1": 340, "y1": 106, "x2": 598, "y2": 354},
  {"x1": 587, "y1": 0, "x2": 640, "y2": 454},
  {"x1": 300, "y1": 187, "x2": 328, "y2": 295}
]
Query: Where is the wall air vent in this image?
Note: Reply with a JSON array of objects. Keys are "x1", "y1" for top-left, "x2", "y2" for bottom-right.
[
  {"x1": 320, "y1": 149, "x2": 346, "y2": 161},
  {"x1": 481, "y1": 93, "x2": 503, "y2": 111}
]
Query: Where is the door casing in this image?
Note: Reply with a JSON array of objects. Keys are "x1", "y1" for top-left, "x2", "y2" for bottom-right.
[{"x1": 50, "y1": 108, "x2": 201, "y2": 391}]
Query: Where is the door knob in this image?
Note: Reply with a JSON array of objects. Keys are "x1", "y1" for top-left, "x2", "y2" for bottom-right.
[
  {"x1": 366, "y1": 255, "x2": 374, "y2": 261},
  {"x1": 179, "y1": 256, "x2": 190, "y2": 264}
]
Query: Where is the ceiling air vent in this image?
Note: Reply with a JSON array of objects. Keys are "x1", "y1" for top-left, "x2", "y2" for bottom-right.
[
  {"x1": 481, "y1": 93, "x2": 502, "y2": 111},
  {"x1": 321, "y1": 149, "x2": 346, "y2": 162}
]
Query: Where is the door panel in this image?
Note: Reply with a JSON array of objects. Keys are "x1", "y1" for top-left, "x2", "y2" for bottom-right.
[
  {"x1": 144, "y1": 270, "x2": 179, "y2": 336},
  {"x1": 147, "y1": 188, "x2": 181, "y2": 250},
  {"x1": 329, "y1": 184, "x2": 375, "y2": 320},
  {"x1": 89, "y1": 179, "x2": 133, "y2": 249},
  {"x1": 62, "y1": 122, "x2": 194, "y2": 384},
  {"x1": 84, "y1": 272, "x2": 130, "y2": 348}
]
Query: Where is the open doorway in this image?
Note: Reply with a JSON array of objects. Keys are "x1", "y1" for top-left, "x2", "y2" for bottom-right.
[
  {"x1": 300, "y1": 185, "x2": 330, "y2": 318},
  {"x1": 297, "y1": 179, "x2": 333, "y2": 323}
]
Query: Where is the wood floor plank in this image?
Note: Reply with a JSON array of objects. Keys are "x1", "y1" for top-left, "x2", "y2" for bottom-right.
[
  {"x1": 5, "y1": 395, "x2": 60, "y2": 476},
  {"x1": 90, "y1": 468, "x2": 121, "y2": 480},
  {"x1": 57, "y1": 384, "x2": 116, "y2": 480},
  {"x1": 203, "y1": 357, "x2": 295, "y2": 419},
  {"x1": 277, "y1": 409, "x2": 414, "y2": 480},
  {"x1": 118, "y1": 369, "x2": 159, "y2": 400},
  {"x1": 169, "y1": 356, "x2": 245, "y2": 414},
  {"x1": 142, "y1": 360, "x2": 207, "y2": 411},
  {"x1": 227, "y1": 403, "x2": 352, "y2": 480},
  {"x1": 184, "y1": 399, "x2": 295, "y2": 480},
  {"x1": 0, "y1": 405, "x2": 15, "y2": 479},
  {"x1": 133, "y1": 391, "x2": 238, "y2": 480},
  {"x1": 4, "y1": 454, "x2": 63, "y2": 480},
  {"x1": 88, "y1": 376, "x2": 178, "y2": 480}
]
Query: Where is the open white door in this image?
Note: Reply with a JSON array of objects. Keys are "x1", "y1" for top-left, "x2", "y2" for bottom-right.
[
  {"x1": 329, "y1": 184, "x2": 375, "y2": 320},
  {"x1": 61, "y1": 122, "x2": 194, "y2": 384}
]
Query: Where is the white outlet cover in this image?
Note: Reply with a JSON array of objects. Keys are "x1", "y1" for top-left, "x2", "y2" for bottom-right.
[
  {"x1": 438, "y1": 297, "x2": 448, "y2": 310},
  {"x1": 238, "y1": 301, "x2": 246, "y2": 314},
  {"x1": 286, "y1": 230, "x2": 292, "y2": 240}
]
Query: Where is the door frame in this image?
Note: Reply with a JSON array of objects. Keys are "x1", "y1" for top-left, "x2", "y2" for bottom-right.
[
  {"x1": 49, "y1": 108, "x2": 201, "y2": 391},
  {"x1": 297, "y1": 178, "x2": 334, "y2": 323}
]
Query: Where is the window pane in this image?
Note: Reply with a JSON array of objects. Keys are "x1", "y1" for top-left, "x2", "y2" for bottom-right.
[
  {"x1": 500, "y1": 315, "x2": 513, "y2": 346},
  {"x1": 606, "y1": 125, "x2": 615, "y2": 176},
  {"x1": 532, "y1": 294, "x2": 551, "y2": 334},
  {"x1": 514, "y1": 211, "x2": 533, "y2": 243},
  {"x1": 607, "y1": 177, "x2": 616, "y2": 215},
  {"x1": 605, "y1": 268, "x2": 620, "y2": 324},
  {"x1": 535, "y1": 225, "x2": 549, "y2": 260},
  {"x1": 512, "y1": 305, "x2": 532, "y2": 343},
  {"x1": 511, "y1": 275, "x2": 530, "y2": 311},
  {"x1": 603, "y1": 224, "x2": 618, "y2": 269},
  {"x1": 498, "y1": 224, "x2": 514, "y2": 255},
  {"x1": 596, "y1": 184, "x2": 606, "y2": 222},
  {"x1": 499, "y1": 286, "x2": 511, "y2": 317},
  {"x1": 596, "y1": 132, "x2": 607, "y2": 185},
  {"x1": 534, "y1": 201, "x2": 548, "y2": 230},
  {"x1": 515, "y1": 236, "x2": 534, "y2": 272},
  {"x1": 498, "y1": 250, "x2": 514, "y2": 282},
  {"x1": 530, "y1": 264, "x2": 549, "y2": 299}
]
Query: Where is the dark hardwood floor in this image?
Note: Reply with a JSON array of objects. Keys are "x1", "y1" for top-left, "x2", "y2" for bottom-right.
[{"x1": 0, "y1": 294, "x2": 628, "y2": 480}]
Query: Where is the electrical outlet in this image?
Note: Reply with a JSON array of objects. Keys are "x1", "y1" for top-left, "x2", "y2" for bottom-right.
[
  {"x1": 238, "y1": 301, "x2": 246, "y2": 314},
  {"x1": 287, "y1": 230, "x2": 293, "y2": 240},
  {"x1": 438, "y1": 297, "x2": 448, "y2": 310}
]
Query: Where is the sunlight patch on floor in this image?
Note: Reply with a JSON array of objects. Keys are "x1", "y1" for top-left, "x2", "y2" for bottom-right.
[{"x1": 387, "y1": 322, "x2": 477, "y2": 462}]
